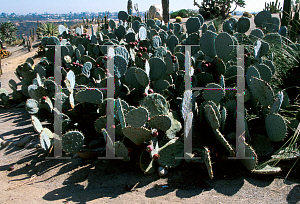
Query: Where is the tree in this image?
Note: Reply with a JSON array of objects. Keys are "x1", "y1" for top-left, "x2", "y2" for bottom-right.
[
  {"x1": 194, "y1": 0, "x2": 246, "y2": 19},
  {"x1": 162, "y1": 0, "x2": 170, "y2": 23},
  {"x1": 0, "y1": 21, "x2": 18, "y2": 45},
  {"x1": 38, "y1": 22, "x2": 58, "y2": 37}
]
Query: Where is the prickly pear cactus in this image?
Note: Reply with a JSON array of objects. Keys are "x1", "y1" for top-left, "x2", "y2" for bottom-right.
[{"x1": 62, "y1": 130, "x2": 85, "y2": 153}]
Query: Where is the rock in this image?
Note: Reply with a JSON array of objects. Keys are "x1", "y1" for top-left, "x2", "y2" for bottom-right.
[
  {"x1": 158, "y1": 166, "x2": 168, "y2": 177},
  {"x1": 148, "y1": 4, "x2": 163, "y2": 20},
  {"x1": 17, "y1": 135, "x2": 34, "y2": 147}
]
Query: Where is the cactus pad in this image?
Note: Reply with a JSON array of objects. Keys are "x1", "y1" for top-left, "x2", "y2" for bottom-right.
[
  {"x1": 26, "y1": 99, "x2": 39, "y2": 115},
  {"x1": 134, "y1": 68, "x2": 149, "y2": 88},
  {"x1": 204, "y1": 104, "x2": 220, "y2": 129},
  {"x1": 62, "y1": 130, "x2": 85, "y2": 153},
  {"x1": 75, "y1": 89, "x2": 103, "y2": 104},
  {"x1": 115, "y1": 141, "x2": 130, "y2": 161},
  {"x1": 125, "y1": 107, "x2": 149, "y2": 128},
  {"x1": 148, "y1": 115, "x2": 172, "y2": 131},
  {"x1": 31, "y1": 115, "x2": 43, "y2": 133},
  {"x1": 148, "y1": 57, "x2": 167, "y2": 81},
  {"x1": 215, "y1": 32, "x2": 234, "y2": 60},
  {"x1": 250, "y1": 77, "x2": 274, "y2": 107},
  {"x1": 40, "y1": 131, "x2": 51, "y2": 151},
  {"x1": 157, "y1": 138, "x2": 184, "y2": 169},
  {"x1": 265, "y1": 113, "x2": 287, "y2": 142},
  {"x1": 200, "y1": 30, "x2": 217, "y2": 57},
  {"x1": 203, "y1": 83, "x2": 225, "y2": 104},
  {"x1": 139, "y1": 93, "x2": 169, "y2": 118},
  {"x1": 186, "y1": 17, "x2": 201, "y2": 34},
  {"x1": 122, "y1": 126, "x2": 152, "y2": 145},
  {"x1": 139, "y1": 151, "x2": 156, "y2": 174},
  {"x1": 239, "y1": 142, "x2": 258, "y2": 171}
]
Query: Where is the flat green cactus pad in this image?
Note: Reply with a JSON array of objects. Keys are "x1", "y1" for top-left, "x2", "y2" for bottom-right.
[
  {"x1": 200, "y1": 30, "x2": 217, "y2": 58},
  {"x1": 122, "y1": 126, "x2": 152, "y2": 145},
  {"x1": 239, "y1": 142, "x2": 258, "y2": 171},
  {"x1": 203, "y1": 147, "x2": 213, "y2": 179},
  {"x1": 250, "y1": 77, "x2": 274, "y2": 107},
  {"x1": 148, "y1": 57, "x2": 167, "y2": 81},
  {"x1": 75, "y1": 89, "x2": 103, "y2": 104},
  {"x1": 250, "y1": 134, "x2": 274, "y2": 156},
  {"x1": 26, "y1": 99, "x2": 39, "y2": 115},
  {"x1": 203, "y1": 83, "x2": 225, "y2": 104},
  {"x1": 255, "y1": 64, "x2": 272, "y2": 82},
  {"x1": 31, "y1": 115, "x2": 43, "y2": 133},
  {"x1": 115, "y1": 141, "x2": 130, "y2": 161},
  {"x1": 157, "y1": 138, "x2": 184, "y2": 169},
  {"x1": 252, "y1": 164, "x2": 281, "y2": 174},
  {"x1": 125, "y1": 107, "x2": 149, "y2": 128},
  {"x1": 166, "y1": 111, "x2": 182, "y2": 139},
  {"x1": 139, "y1": 151, "x2": 156, "y2": 174},
  {"x1": 124, "y1": 67, "x2": 141, "y2": 89},
  {"x1": 40, "y1": 131, "x2": 51, "y2": 151},
  {"x1": 139, "y1": 93, "x2": 169, "y2": 118},
  {"x1": 149, "y1": 115, "x2": 172, "y2": 131},
  {"x1": 153, "y1": 79, "x2": 170, "y2": 94},
  {"x1": 62, "y1": 130, "x2": 85, "y2": 153},
  {"x1": 213, "y1": 129, "x2": 235, "y2": 157},
  {"x1": 215, "y1": 32, "x2": 234, "y2": 60},
  {"x1": 94, "y1": 116, "x2": 107, "y2": 133},
  {"x1": 265, "y1": 113, "x2": 287, "y2": 142},
  {"x1": 204, "y1": 104, "x2": 220, "y2": 129},
  {"x1": 134, "y1": 68, "x2": 149, "y2": 88}
]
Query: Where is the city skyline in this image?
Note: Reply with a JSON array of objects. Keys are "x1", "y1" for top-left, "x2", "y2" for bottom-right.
[{"x1": 3, "y1": 0, "x2": 266, "y2": 15}]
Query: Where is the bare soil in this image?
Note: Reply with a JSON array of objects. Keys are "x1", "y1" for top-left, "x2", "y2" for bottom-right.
[{"x1": 1, "y1": 17, "x2": 300, "y2": 203}]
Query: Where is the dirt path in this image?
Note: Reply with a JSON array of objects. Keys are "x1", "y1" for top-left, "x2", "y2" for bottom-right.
[{"x1": 1, "y1": 16, "x2": 300, "y2": 203}]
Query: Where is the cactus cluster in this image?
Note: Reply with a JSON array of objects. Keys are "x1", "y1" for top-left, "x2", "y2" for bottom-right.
[{"x1": 1, "y1": 9, "x2": 300, "y2": 178}]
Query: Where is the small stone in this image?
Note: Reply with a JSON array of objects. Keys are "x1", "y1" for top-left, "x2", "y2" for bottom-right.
[{"x1": 158, "y1": 166, "x2": 167, "y2": 177}]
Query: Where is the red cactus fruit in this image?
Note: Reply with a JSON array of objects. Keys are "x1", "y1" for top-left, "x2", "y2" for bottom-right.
[
  {"x1": 143, "y1": 58, "x2": 146, "y2": 63},
  {"x1": 42, "y1": 96, "x2": 47, "y2": 100},
  {"x1": 153, "y1": 154, "x2": 160, "y2": 161},
  {"x1": 152, "y1": 131, "x2": 158, "y2": 137},
  {"x1": 143, "y1": 92, "x2": 148, "y2": 97},
  {"x1": 143, "y1": 47, "x2": 147, "y2": 52},
  {"x1": 138, "y1": 53, "x2": 143, "y2": 58},
  {"x1": 172, "y1": 58, "x2": 177, "y2": 63},
  {"x1": 128, "y1": 147, "x2": 133, "y2": 153},
  {"x1": 134, "y1": 48, "x2": 139, "y2": 52},
  {"x1": 103, "y1": 56, "x2": 108, "y2": 61}
]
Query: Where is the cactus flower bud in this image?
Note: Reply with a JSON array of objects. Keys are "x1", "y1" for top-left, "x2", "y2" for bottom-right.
[
  {"x1": 148, "y1": 89, "x2": 154, "y2": 94},
  {"x1": 146, "y1": 145, "x2": 153, "y2": 152}
]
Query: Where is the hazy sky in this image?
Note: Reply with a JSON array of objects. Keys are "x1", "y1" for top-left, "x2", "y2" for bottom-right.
[{"x1": 3, "y1": 0, "x2": 266, "y2": 15}]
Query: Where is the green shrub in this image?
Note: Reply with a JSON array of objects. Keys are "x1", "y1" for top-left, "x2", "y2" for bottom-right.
[
  {"x1": 242, "y1": 12, "x2": 252, "y2": 18},
  {"x1": 176, "y1": 16, "x2": 182, "y2": 22}
]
